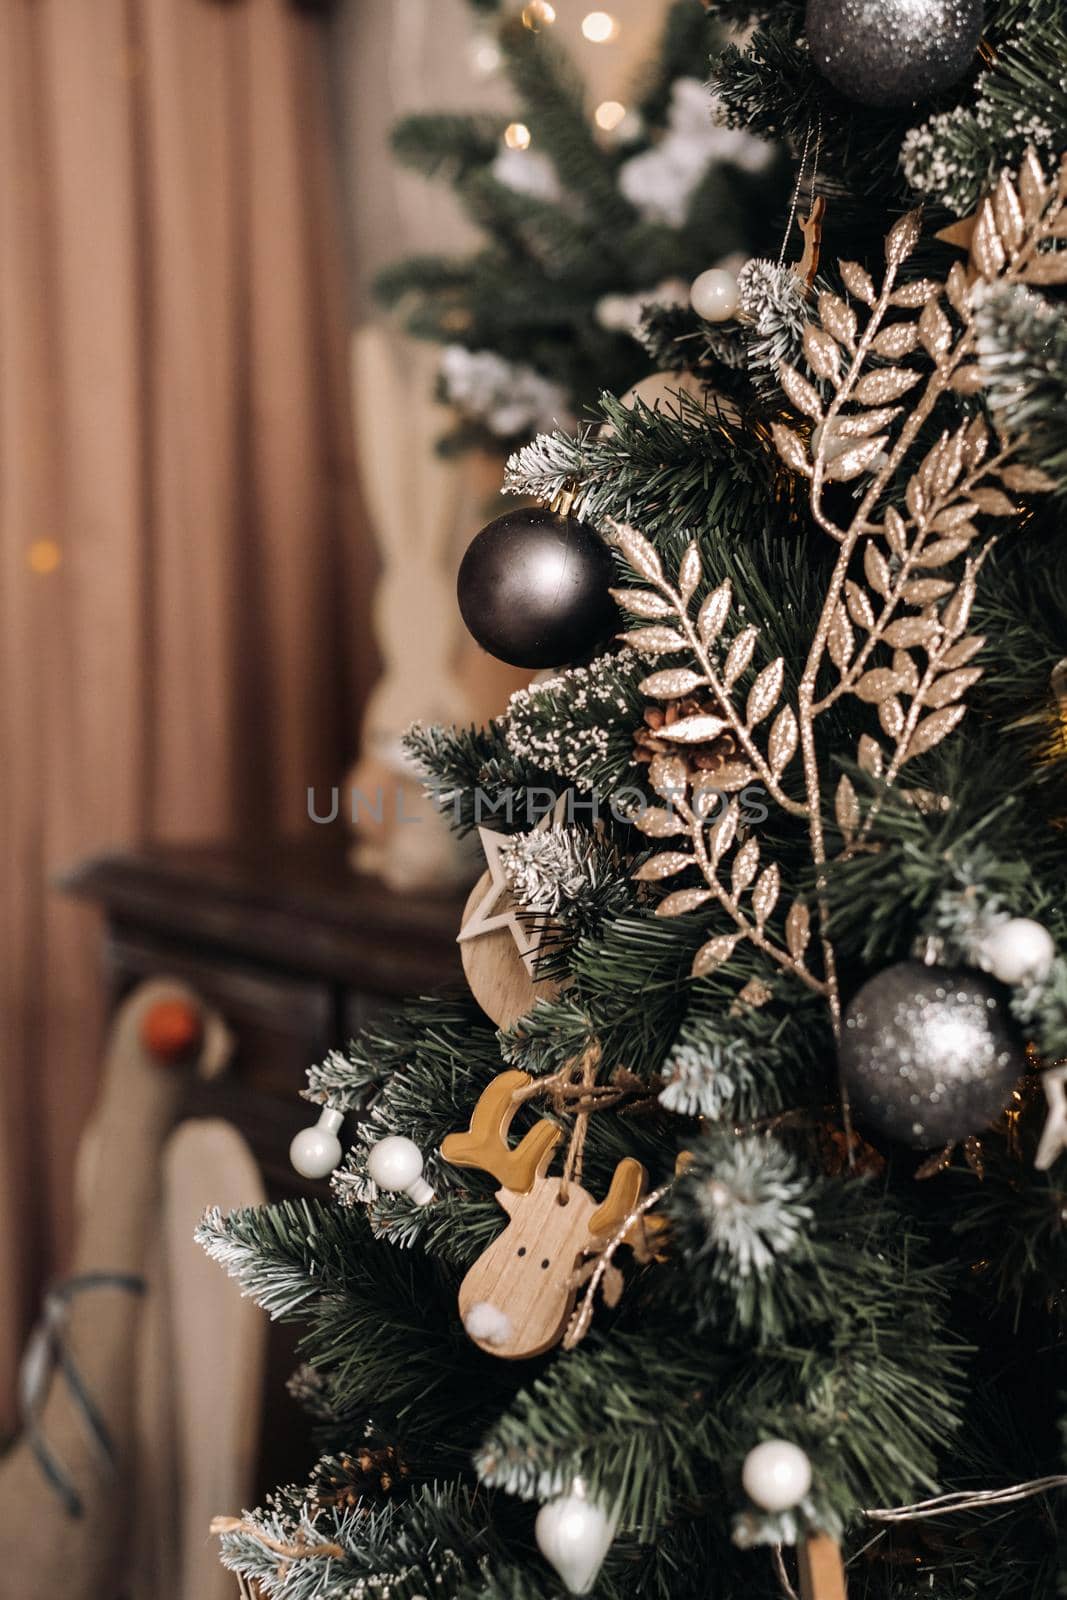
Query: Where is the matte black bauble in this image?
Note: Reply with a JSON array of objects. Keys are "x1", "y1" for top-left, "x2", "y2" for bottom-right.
[
  {"x1": 805, "y1": 0, "x2": 983, "y2": 107},
  {"x1": 457, "y1": 508, "x2": 617, "y2": 669},
  {"x1": 839, "y1": 962, "x2": 1021, "y2": 1147}
]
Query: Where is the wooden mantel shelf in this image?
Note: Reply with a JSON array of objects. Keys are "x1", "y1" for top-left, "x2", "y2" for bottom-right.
[{"x1": 58, "y1": 832, "x2": 466, "y2": 997}]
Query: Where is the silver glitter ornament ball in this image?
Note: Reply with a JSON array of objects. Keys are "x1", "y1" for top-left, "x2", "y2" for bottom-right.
[
  {"x1": 805, "y1": 0, "x2": 983, "y2": 108},
  {"x1": 840, "y1": 963, "x2": 1021, "y2": 1147}
]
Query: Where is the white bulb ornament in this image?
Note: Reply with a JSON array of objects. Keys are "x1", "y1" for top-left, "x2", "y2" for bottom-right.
[
  {"x1": 535, "y1": 1483, "x2": 616, "y2": 1595},
  {"x1": 977, "y1": 917, "x2": 1055, "y2": 987},
  {"x1": 289, "y1": 1108, "x2": 344, "y2": 1180},
  {"x1": 366, "y1": 1135, "x2": 435, "y2": 1206},
  {"x1": 689, "y1": 267, "x2": 739, "y2": 323},
  {"x1": 742, "y1": 1439, "x2": 813, "y2": 1513}
]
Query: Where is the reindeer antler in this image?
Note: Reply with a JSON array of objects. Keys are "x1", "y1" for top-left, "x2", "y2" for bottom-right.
[
  {"x1": 589, "y1": 1151, "x2": 697, "y2": 1269},
  {"x1": 441, "y1": 1070, "x2": 561, "y2": 1193},
  {"x1": 589, "y1": 1157, "x2": 648, "y2": 1239}
]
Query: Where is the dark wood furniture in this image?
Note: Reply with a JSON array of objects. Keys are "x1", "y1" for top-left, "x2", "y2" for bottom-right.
[{"x1": 59, "y1": 831, "x2": 466, "y2": 1494}]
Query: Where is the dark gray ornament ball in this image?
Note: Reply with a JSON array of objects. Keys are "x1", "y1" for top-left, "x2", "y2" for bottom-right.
[
  {"x1": 805, "y1": 0, "x2": 983, "y2": 107},
  {"x1": 457, "y1": 507, "x2": 617, "y2": 669},
  {"x1": 840, "y1": 963, "x2": 1021, "y2": 1147}
]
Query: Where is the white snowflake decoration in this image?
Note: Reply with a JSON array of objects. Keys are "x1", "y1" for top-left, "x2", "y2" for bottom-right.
[
  {"x1": 439, "y1": 346, "x2": 571, "y2": 438},
  {"x1": 490, "y1": 144, "x2": 563, "y2": 202},
  {"x1": 595, "y1": 276, "x2": 690, "y2": 338},
  {"x1": 618, "y1": 78, "x2": 773, "y2": 228}
]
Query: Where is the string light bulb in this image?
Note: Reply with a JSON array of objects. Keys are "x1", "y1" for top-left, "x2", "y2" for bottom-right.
[
  {"x1": 504, "y1": 122, "x2": 532, "y2": 151},
  {"x1": 594, "y1": 100, "x2": 626, "y2": 132},
  {"x1": 366, "y1": 1136, "x2": 435, "y2": 1206},
  {"x1": 468, "y1": 33, "x2": 503, "y2": 77},
  {"x1": 581, "y1": 11, "x2": 619, "y2": 42},
  {"x1": 522, "y1": 1, "x2": 556, "y2": 28},
  {"x1": 290, "y1": 1108, "x2": 344, "y2": 1180},
  {"x1": 27, "y1": 539, "x2": 62, "y2": 575}
]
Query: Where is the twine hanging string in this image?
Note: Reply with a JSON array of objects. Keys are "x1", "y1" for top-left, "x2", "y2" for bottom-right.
[
  {"x1": 778, "y1": 121, "x2": 812, "y2": 271},
  {"x1": 509, "y1": 1039, "x2": 644, "y2": 1201},
  {"x1": 772, "y1": 1544, "x2": 801, "y2": 1600},
  {"x1": 777, "y1": 112, "x2": 822, "y2": 272},
  {"x1": 777, "y1": 111, "x2": 826, "y2": 294},
  {"x1": 558, "y1": 1044, "x2": 597, "y2": 1197},
  {"x1": 811, "y1": 113, "x2": 823, "y2": 220},
  {"x1": 563, "y1": 1181, "x2": 673, "y2": 1349},
  {"x1": 211, "y1": 1516, "x2": 346, "y2": 1566}
]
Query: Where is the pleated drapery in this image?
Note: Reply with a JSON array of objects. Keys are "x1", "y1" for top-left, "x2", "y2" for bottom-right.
[{"x1": 0, "y1": 0, "x2": 376, "y2": 1432}]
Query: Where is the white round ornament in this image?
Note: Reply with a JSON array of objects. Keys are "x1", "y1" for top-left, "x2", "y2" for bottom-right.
[
  {"x1": 535, "y1": 1483, "x2": 616, "y2": 1595},
  {"x1": 595, "y1": 292, "x2": 632, "y2": 332},
  {"x1": 741, "y1": 1439, "x2": 813, "y2": 1512},
  {"x1": 690, "y1": 267, "x2": 739, "y2": 323},
  {"x1": 289, "y1": 1108, "x2": 344, "y2": 1180},
  {"x1": 366, "y1": 1135, "x2": 435, "y2": 1205},
  {"x1": 595, "y1": 277, "x2": 690, "y2": 337},
  {"x1": 976, "y1": 917, "x2": 1055, "y2": 987}
]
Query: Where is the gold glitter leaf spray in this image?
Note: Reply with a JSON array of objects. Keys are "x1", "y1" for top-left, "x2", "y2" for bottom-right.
[{"x1": 611, "y1": 152, "x2": 1064, "y2": 1099}]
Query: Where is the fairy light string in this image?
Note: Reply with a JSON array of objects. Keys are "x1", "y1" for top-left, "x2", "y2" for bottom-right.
[{"x1": 865, "y1": 1474, "x2": 1067, "y2": 1524}]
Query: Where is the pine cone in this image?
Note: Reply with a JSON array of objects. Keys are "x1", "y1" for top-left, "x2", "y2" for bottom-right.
[
  {"x1": 633, "y1": 696, "x2": 741, "y2": 779},
  {"x1": 311, "y1": 1445, "x2": 410, "y2": 1509}
]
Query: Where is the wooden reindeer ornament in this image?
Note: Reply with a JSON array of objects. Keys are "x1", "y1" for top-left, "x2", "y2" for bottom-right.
[{"x1": 440, "y1": 1070, "x2": 649, "y2": 1358}]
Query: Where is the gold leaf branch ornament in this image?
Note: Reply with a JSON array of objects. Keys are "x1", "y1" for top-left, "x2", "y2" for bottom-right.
[
  {"x1": 610, "y1": 152, "x2": 1062, "y2": 1045},
  {"x1": 608, "y1": 526, "x2": 826, "y2": 1002}
]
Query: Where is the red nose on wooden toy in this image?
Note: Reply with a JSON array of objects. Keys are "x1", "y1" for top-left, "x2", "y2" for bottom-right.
[
  {"x1": 441, "y1": 1070, "x2": 649, "y2": 1359},
  {"x1": 140, "y1": 998, "x2": 203, "y2": 1064}
]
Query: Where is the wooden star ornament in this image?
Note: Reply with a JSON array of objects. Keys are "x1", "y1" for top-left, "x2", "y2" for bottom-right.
[
  {"x1": 456, "y1": 794, "x2": 569, "y2": 978},
  {"x1": 457, "y1": 824, "x2": 543, "y2": 975}
]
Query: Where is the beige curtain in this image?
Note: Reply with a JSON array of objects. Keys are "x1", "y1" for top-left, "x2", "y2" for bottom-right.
[{"x1": 0, "y1": 0, "x2": 376, "y2": 1434}]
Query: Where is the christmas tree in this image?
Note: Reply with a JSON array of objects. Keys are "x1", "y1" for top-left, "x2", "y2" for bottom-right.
[
  {"x1": 376, "y1": 2, "x2": 786, "y2": 451},
  {"x1": 200, "y1": 2, "x2": 1067, "y2": 1596}
]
